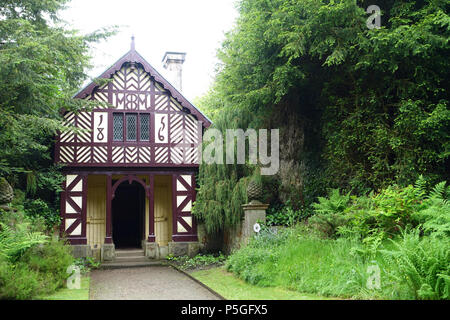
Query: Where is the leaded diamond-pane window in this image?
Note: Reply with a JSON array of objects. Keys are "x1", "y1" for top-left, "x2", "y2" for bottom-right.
[
  {"x1": 140, "y1": 114, "x2": 149, "y2": 141},
  {"x1": 126, "y1": 114, "x2": 137, "y2": 141},
  {"x1": 113, "y1": 113, "x2": 123, "y2": 141}
]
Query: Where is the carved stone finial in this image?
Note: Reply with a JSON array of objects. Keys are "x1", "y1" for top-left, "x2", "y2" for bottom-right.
[{"x1": 131, "y1": 35, "x2": 135, "y2": 51}]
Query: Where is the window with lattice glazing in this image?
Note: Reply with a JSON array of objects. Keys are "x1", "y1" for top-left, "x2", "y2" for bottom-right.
[
  {"x1": 113, "y1": 113, "x2": 123, "y2": 141},
  {"x1": 112, "y1": 112, "x2": 150, "y2": 142},
  {"x1": 126, "y1": 114, "x2": 137, "y2": 141},
  {"x1": 140, "y1": 114, "x2": 149, "y2": 141}
]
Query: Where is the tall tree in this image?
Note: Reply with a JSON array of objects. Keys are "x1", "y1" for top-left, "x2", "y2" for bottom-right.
[
  {"x1": 0, "y1": 0, "x2": 113, "y2": 194},
  {"x1": 194, "y1": 0, "x2": 449, "y2": 239}
]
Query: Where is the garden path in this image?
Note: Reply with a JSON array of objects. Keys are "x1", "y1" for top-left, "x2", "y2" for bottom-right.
[{"x1": 89, "y1": 266, "x2": 220, "y2": 300}]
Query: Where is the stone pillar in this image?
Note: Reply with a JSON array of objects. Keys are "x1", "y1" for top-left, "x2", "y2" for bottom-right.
[
  {"x1": 144, "y1": 242, "x2": 159, "y2": 259},
  {"x1": 101, "y1": 243, "x2": 115, "y2": 261},
  {"x1": 241, "y1": 200, "x2": 269, "y2": 245}
]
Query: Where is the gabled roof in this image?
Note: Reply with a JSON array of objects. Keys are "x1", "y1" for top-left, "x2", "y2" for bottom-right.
[{"x1": 73, "y1": 40, "x2": 212, "y2": 127}]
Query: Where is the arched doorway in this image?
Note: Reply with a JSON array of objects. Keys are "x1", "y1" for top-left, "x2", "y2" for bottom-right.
[{"x1": 112, "y1": 181, "x2": 145, "y2": 248}]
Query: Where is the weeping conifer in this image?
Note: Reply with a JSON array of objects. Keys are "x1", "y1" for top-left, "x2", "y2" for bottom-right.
[{"x1": 192, "y1": 105, "x2": 256, "y2": 235}]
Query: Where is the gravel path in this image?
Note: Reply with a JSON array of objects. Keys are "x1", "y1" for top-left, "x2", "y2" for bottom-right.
[{"x1": 89, "y1": 266, "x2": 220, "y2": 300}]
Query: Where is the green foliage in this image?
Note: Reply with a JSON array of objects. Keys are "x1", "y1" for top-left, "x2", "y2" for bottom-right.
[
  {"x1": 0, "y1": 204, "x2": 75, "y2": 300},
  {"x1": 380, "y1": 229, "x2": 450, "y2": 300},
  {"x1": 0, "y1": 259, "x2": 46, "y2": 300},
  {"x1": 0, "y1": 2, "x2": 113, "y2": 174},
  {"x1": 0, "y1": 238, "x2": 74, "y2": 300},
  {"x1": 0, "y1": 0, "x2": 114, "y2": 229},
  {"x1": 193, "y1": 166, "x2": 250, "y2": 234},
  {"x1": 23, "y1": 198, "x2": 60, "y2": 229},
  {"x1": 167, "y1": 253, "x2": 226, "y2": 271},
  {"x1": 74, "y1": 257, "x2": 101, "y2": 274},
  {"x1": 311, "y1": 179, "x2": 450, "y2": 241},
  {"x1": 226, "y1": 226, "x2": 380, "y2": 297},
  {"x1": 19, "y1": 239, "x2": 74, "y2": 289},
  {"x1": 266, "y1": 204, "x2": 305, "y2": 227},
  {"x1": 194, "y1": 0, "x2": 449, "y2": 241},
  {"x1": 415, "y1": 198, "x2": 450, "y2": 239},
  {"x1": 226, "y1": 224, "x2": 449, "y2": 299},
  {"x1": 309, "y1": 189, "x2": 351, "y2": 237},
  {"x1": 0, "y1": 221, "x2": 47, "y2": 262},
  {"x1": 227, "y1": 179, "x2": 450, "y2": 299}
]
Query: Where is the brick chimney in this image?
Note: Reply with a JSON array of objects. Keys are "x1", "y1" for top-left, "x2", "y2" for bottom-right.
[{"x1": 162, "y1": 52, "x2": 186, "y2": 92}]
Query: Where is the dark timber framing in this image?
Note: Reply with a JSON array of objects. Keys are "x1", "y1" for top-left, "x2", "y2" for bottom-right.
[{"x1": 56, "y1": 39, "x2": 210, "y2": 248}]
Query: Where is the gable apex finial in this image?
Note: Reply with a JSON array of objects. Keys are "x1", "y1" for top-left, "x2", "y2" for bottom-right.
[{"x1": 131, "y1": 35, "x2": 135, "y2": 51}]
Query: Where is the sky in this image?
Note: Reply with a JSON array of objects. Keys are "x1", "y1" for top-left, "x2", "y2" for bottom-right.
[{"x1": 60, "y1": 0, "x2": 239, "y2": 101}]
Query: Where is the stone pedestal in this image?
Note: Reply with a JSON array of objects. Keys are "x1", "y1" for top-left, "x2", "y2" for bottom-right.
[
  {"x1": 101, "y1": 243, "x2": 115, "y2": 261},
  {"x1": 242, "y1": 200, "x2": 269, "y2": 245},
  {"x1": 144, "y1": 242, "x2": 159, "y2": 259}
]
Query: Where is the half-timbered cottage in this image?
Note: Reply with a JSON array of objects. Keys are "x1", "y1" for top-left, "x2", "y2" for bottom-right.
[{"x1": 55, "y1": 39, "x2": 211, "y2": 260}]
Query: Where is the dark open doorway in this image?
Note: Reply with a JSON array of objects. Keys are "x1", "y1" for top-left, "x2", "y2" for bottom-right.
[{"x1": 112, "y1": 181, "x2": 145, "y2": 249}]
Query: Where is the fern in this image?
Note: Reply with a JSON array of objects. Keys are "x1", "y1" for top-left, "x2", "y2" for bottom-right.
[
  {"x1": 310, "y1": 189, "x2": 351, "y2": 237},
  {"x1": 381, "y1": 229, "x2": 450, "y2": 299},
  {"x1": 428, "y1": 181, "x2": 448, "y2": 203},
  {"x1": 414, "y1": 175, "x2": 428, "y2": 199},
  {"x1": 0, "y1": 222, "x2": 48, "y2": 262},
  {"x1": 312, "y1": 189, "x2": 350, "y2": 215}
]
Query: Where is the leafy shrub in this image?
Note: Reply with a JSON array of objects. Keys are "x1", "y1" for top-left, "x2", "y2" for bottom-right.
[
  {"x1": 266, "y1": 204, "x2": 306, "y2": 227},
  {"x1": 416, "y1": 198, "x2": 450, "y2": 238},
  {"x1": 23, "y1": 199, "x2": 60, "y2": 230},
  {"x1": 311, "y1": 179, "x2": 450, "y2": 242},
  {"x1": 1, "y1": 203, "x2": 48, "y2": 233},
  {"x1": 19, "y1": 239, "x2": 74, "y2": 288},
  {"x1": 0, "y1": 209, "x2": 75, "y2": 299},
  {"x1": 74, "y1": 257, "x2": 101, "y2": 274},
  {"x1": 309, "y1": 189, "x2": 350, "y2": 237},
  {"x1": 0, "y1": 259, "x2": 45, "y2": 300},
  {"x1": 369, "y1": 185, "x2": 422, "y2": 235},
  {"x1": 0, "y1": 238, "x2": 74, "y2": 299},
  {"x1": 339, "y1": 180, "x2": 449, "y2": 241},
  {"x1": 167, "y1": 253, "x2": 226, "y2": 270}
]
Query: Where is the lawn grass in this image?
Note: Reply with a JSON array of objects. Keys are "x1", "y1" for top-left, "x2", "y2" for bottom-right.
[
  {"x1": 224, "y1": 228, "x2": 418, "y2": 299},
  {"x1": 39, "y1": 276, "x2": 90, "y2": 300},
  {"x1": 225, "y1": 234, "x2": 388, "y2": 299},
  {"x1": 190, "y1": 267, "x2": 334, "y2": 300}
]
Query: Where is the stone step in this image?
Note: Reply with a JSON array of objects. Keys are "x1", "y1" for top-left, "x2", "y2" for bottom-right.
[
  {"x1": 114, "y1": 256, "x2": 148, "y2": 262},
  {"x1": 115, "y1": 249, "x2": 145, "y2": 258},
  {"x1": 100, "y1": 260, "x2": 165, "y2": 269}
]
